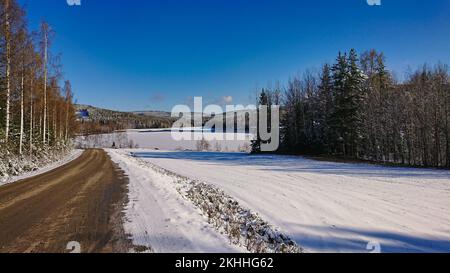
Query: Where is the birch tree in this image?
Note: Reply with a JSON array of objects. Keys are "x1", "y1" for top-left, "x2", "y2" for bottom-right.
[
  {"x1": 3, "y1": 0, "x2": 11, "y2": 144},
  {"x1": 39, "y1": 21, "x2": 50, "y2": 145},
  {"x1": 0, "y1": 0, "x2": 77, "y2": 162},
  {"x1": 63, "y1": 80, "x2": 73, "y2": 142}
]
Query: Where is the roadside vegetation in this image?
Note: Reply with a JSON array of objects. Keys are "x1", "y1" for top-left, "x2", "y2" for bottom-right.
[{"x1": 0, "y1": 0, "x2": 77, "y2": 180}]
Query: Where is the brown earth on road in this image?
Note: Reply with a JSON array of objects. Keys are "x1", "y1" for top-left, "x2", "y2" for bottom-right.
[{"x1": 0, "y1": 149, "x2": 131, "y2": 253}]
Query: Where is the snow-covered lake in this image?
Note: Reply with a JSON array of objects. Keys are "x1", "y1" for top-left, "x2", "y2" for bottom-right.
[
  {"x1": 129, "y1": 150, "x2": 450, "y2": 253},
  {"x1": 77, "y1": 129, "x2": 253, "y2": 152}
]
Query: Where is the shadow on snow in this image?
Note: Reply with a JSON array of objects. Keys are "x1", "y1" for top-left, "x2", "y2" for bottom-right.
[{"x1": 132, "y1": 151, "x2": 450, "y2": 180}]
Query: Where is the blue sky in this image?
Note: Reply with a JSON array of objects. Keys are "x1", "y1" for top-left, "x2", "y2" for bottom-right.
[{"x1": 18, "y1": 0, "x2": 450, "y2": 111}]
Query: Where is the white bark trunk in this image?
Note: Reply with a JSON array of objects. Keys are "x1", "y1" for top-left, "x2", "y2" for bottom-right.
[
  {"x1": 19, "y1": 72, "x2": 25, "y2": 154},
  {"x1": 30, "y1": 78, "x2": 34, "y2": 157},
  {"x1": 4, "y1": 0, "x2": 11, "y2": 143},
  {"x1": 43, "y1": 29, "x2": 48, "y2": 145},
  {"x1": 65, "y1": 100, "x2": 69, "y2": 141},
  {"x1": 53, "y1": 106, "x2": 57, "y2": 143}
]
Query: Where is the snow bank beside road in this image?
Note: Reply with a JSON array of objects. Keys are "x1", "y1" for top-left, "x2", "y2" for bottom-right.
[
  {"x1": 1, "y1": 149, "x2": 83, "y2": 186},
  {"x1": 107, "y1": 149, "x2": 245, "y2": 253}
]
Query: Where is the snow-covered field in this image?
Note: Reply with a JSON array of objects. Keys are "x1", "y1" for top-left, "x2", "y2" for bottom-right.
[{"x1": 125, "y1": 149, "x2": 450, "y2": 253}]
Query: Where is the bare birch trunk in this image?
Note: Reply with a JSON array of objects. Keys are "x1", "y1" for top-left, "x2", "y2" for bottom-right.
[
  {"x1": 30, "y1": 78, "x2": 34, "y2": 157},
  {"x1": 65, "y1": 100, "x2": 69, "y2": 141},
  {"x1": 19, "y1": 71, "x2": 25, "y2": 154},
  {"x1": 4, "y1": 0, "x2": 11, "y2": 144},
  {"x1": 43, "y1": 27, "x2": 48, "y2": 145}
]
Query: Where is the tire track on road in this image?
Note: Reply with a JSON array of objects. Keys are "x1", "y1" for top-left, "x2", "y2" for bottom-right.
[{"x1": 0, "y1": 149, "x2": 131, "y2": 253}]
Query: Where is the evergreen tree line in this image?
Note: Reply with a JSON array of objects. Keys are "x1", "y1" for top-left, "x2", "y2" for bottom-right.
[
  {"x1": 0, "y1": 0, "x2": 77, "y2": 159},
  {"x1": 254, "y1": 49, "x2": 450, "y2": 168}
]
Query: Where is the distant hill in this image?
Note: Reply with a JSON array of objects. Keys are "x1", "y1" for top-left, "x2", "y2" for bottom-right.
[
  {"x1": 74, "y1": 104, "x2": 266, "y2": 135},
  {"x1": 75, "y1": 104, "x2": 175, "y2": 134},
  {"x1": 132, "y1": 110, "x2": 173, "y2": 119}
]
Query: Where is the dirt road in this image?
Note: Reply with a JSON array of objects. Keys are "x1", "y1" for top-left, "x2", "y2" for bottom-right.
[{"x1": 0, "y1": 149, "x2": 131, "y2": 253}]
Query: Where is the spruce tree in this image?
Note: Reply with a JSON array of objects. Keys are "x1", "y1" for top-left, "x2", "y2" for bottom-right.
[
  {"x1": 317, "y1": 64, "x2": 334, "y2": 154},
  {"x1": 330, "y1": 52, "x2": 349, "y2": 155},
  {"x1": 346, "y1": 49, "x2": 366, "y2": 157},
  {"x1": 251, "y1": 90, "x2": 270, "y2": 153}
]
